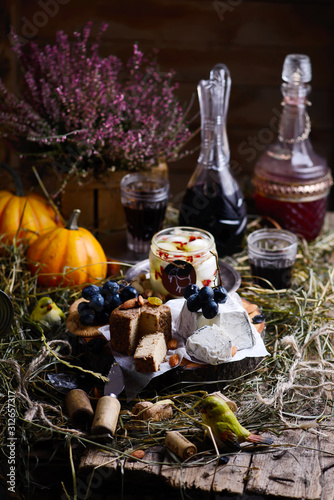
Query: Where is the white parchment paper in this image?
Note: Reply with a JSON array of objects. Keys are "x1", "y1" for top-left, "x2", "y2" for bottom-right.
[{"x1": 99, "y1": 293, "x2": 269, "y2": 400}]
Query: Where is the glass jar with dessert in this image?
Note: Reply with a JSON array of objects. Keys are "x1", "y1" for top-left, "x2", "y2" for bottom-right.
[{"x1": 149, "y1": 226, "x2": 218, "y2": 299}]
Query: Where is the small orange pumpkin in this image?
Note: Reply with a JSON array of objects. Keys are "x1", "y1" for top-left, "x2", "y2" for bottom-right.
[
  {"x1": 26, "y1": 209, "x2": 108, "y2": 287},
  {"x1": 0, "y1": 163, "x2": 63, "y2": 245}
]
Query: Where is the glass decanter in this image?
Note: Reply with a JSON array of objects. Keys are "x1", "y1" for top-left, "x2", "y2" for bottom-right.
[
  {"x1": 253, "y1": 54, "x2": 333, "y2": 241},
  {"x1": 178, "y1": 63, "x2": 247, "y2": 256}
]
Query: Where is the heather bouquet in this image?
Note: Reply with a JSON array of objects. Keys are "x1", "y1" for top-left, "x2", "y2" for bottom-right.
[{"x1": 0, "y1": 23, "x2": 194, "y2": 195}]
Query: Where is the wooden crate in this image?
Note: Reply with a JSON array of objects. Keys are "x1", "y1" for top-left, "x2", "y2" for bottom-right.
[
  {"x1": 61, "y1": 172, "x2": 127, "y2": 233},
  {"x1": 61, "y1": 162, "x2": 168, "y2": 234}
]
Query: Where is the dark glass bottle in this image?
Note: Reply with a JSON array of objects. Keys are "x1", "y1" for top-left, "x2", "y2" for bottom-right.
[
  {"x1": 178, "y1": 64, "x2": 247, "y2": 256},
  {"x1": 253, "y1": 54, "x2": 333, "y2": 241}
]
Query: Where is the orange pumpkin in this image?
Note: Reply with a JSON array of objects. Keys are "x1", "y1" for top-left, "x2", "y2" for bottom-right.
[
  {"x1": 0, "y1": 163, "x2": 62, "y2": 245},
  {"x1": 26, "y1": 209, "x2": 108, "y2": 287}
]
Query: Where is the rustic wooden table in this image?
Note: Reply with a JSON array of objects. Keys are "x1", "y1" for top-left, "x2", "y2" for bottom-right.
[
  {"x1": 79, "y1": 425, "x2": 334, "y2": 499},
  {"x1": 78, "y1": 213, "x2": 334, "y2": 499}
]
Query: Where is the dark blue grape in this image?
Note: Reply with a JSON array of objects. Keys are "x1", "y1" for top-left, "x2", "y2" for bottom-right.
[
  {"x1": 103, "y1": 299, "x2": 112, "y2": 314},
  {"x1": 202, "y1": 300, "x2": 219, "y2": 319},
  {"x1": 108, "y1": 293, "x2": 122, "y2": 311},
  {"x1": 183, "y1": 284, "x2": 200, "y2": 299},
  {"x1": 100, "y1": 288, "x2": 113, "y2": 300},
  {"x1": 77, "y1": 301, "x2": 90, "y2": 313},
  {"x1": 82, "y1": 284, "x2": 100, "y2": 300},
  {"x1": 187, "y1": 294, "x2": 201, "y2": 312},
  {"x1": 79, "y1": 308, "x2": 95, "y2": 325},
  {"x1": 95, "y1": 310, "x2": 110, "y2": 324},
  {"x1": 102, "y1": 280, "x2": 120, "y2": 294},
  {"x1": 252, "y1": 314, "x2": 265, "y2": 324},
  {"x1": 198, "y1": 286, "x2": 214, "y2": 305},
  {"x1": 213, "y1": 286, "x2": 228, "y2": 304},
  {"x1": 120, "y1": 286, "x2": 138, "y2": 302},
  {"x1": 89, "y1": 294, "x2": 104, "y2": 312}
]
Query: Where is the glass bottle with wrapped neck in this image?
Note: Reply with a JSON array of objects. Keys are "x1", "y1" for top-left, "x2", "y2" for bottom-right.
[
  {"x1": 253, "y1": 54, "x2": 332, "y2": 241},
  {"x1": 178, "y1": 63, "x2": 247, "y2": 256}
]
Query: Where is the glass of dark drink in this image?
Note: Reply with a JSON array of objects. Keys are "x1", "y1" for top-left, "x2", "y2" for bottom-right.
[
  {"x1": 120, "y1": 173, "x2": 169, "y2": 254},
  {"x1": 247, "y1": 229, "x2": 298, "y2": 289}
]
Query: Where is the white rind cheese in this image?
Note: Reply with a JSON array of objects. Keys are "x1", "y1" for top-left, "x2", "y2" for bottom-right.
[
  {"x1": 177, "y1": 293, "x2": 255, "y2": 350},
  {"x1": 186, "y1": 325, "x2": 232, "y2": 364}
]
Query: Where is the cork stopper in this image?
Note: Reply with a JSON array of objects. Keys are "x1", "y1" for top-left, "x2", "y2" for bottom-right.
[{"x1": 165, "y1": 431, "x2": 197, "y2": 460}]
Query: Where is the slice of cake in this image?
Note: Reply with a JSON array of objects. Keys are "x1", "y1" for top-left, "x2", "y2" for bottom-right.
[
  {"x1": 109, "y1": 306, "x2": 141, "y2": 355},
  {"x1": 177, "y1": 293, "x2": 255, "y2": 350},
  {"x1": 186, "y1": 325, "x2": 232, "y2": 365},
  {"x1": 109, "y1": 299, "x2": 172, "y2": 355},
  {"x1": 134, "y1": 332, "x2": 167, "y2": 373}
]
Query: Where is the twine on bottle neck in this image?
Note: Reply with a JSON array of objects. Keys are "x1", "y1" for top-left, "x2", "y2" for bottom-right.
[
  {"x1": 211, "y1": 251, "x2": 223, "y2": 286},
  {"x1": 278, "y1": 100, "x2": 312, "y2": 144}
]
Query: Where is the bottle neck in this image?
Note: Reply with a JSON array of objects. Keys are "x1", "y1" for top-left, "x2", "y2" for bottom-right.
[
  {"x1": 278, "y1": 82, "x2": 311, "y2": 144},
  {"x1": 198, "y1": 119, "x2": 229, "y2": 169},
  {"x1": 196, "y1": 75, "x2": 230, "y2": 171},
  {"x1": 186, "y1": 68, "x2": 243, "y2": 197},
  {"x1": 190, "y1": 116, "x2": 237, "y2": 197}
]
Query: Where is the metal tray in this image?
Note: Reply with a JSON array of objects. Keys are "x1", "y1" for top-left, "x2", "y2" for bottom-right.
[
  {"x1": 0, "y1": 290, "x2": 14, "y2": 336},
  {"x1": 125, "y1": 259, "x2": 241, "y2": 294}
]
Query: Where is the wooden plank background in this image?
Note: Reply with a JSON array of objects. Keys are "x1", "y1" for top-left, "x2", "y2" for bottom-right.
[{"x1": 0, "y1": 0, "x2": 333, "y2": 209}]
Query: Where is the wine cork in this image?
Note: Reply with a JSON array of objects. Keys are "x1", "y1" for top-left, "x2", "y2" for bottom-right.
[
  {"x1": 90, "y1": 396, "x2": 121, "y2": 436},
  {"x1": 65, "y1": 389, "x2": 94, "y2": 430},
  {"x1": 208, "y1": 391, "x2": 238, "y2": 413},
  {"x1": 132, "y1": 400, "x2": 173, "y2": 421},
  {"x1": 165, "y1": 431, "x2": 197, "y2": 460}
]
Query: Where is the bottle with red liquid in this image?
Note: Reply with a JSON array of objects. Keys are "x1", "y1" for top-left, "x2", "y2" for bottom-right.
[
  {"x1": 253, "y1": 54, "x2": 333, "y2": 241},
  {"x1": 178, "y1": 64, "x2": 247, "y2": 256}
]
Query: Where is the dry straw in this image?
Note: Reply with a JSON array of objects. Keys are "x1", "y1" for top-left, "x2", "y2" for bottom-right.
[{"x1": 0, "y1": 217, "x2": 334, "y2": 497}]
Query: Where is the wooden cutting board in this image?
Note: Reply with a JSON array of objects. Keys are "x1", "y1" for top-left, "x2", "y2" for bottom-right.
[
  {"x1": 66, "y1": 296, "x2": 266, "y2": 388},
  {"x1": 179, "y1": 298, "x2": 265, "y2": 369}
]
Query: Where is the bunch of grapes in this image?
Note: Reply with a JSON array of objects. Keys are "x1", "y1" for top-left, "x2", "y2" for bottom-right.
[
  {"x1": 78, "y1": 281, "x2": 139, "y2": 326},
  {"x1": 183, "y1": 284, "x2": 228, "y2": 319}
]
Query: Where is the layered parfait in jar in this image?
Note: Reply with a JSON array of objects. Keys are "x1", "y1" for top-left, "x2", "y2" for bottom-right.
[{"x1": 149, "y1": 227, "x2": 218, "y2": 299}]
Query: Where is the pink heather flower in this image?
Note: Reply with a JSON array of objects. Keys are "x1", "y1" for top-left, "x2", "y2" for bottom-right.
[{"x1": 0, "y1": 23, "x2": 193, "y2": 196}]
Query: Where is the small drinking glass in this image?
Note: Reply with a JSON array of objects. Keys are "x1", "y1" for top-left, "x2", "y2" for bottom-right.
[
  {"x1": 120, "y1": 173, "x2": 169, "y2": 254},
  {"x1": 247, "y1": 228, "x2": 298, "y2": 289}
]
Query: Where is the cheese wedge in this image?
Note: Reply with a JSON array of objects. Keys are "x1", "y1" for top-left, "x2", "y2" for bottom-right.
[
  {"x1": 186, "y1": 325, "x2": 232, "y2": 364},
  {"x1": 177, "y1": 293, "x2": 255, "y2": 350}
]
